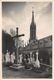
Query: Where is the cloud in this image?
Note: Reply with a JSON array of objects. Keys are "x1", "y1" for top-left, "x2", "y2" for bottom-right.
[
  {"x1": 2, "y1": 2, "x2": 26, "y2": 17},
  {"x1": 2, "y1": 2, "x2": 52, "y2": 42},
  {"x1": 2, "y1": 16, "x2": 16, "y2": 33},
  {"x1": 40, "y1": 2, "x2": 52, "y2": 15}
]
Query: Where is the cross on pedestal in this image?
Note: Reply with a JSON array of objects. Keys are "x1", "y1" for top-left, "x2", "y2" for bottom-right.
[{"x1": 13, "y1": 27, "x2": 24, "y2": 64}]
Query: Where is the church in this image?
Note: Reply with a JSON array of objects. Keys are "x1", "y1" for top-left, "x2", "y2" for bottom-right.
[{"x1": 20, "y1": 9, "x2": 52, "y2": 66}]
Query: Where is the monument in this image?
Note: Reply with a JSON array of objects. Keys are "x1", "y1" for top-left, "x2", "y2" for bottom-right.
[
  {"x1": 5, "y1": 50, "x2": 10, "y2": 63},
  {"x1": 9, "y1": 27, "x2": 24, "y2": 69},
  {"x1": 34, "y1": 50, "x2": 40, "y2": 68},
  {"x1": 19, "y1": 54, "x2": 22, "y2": 64},
  {"x1": 10, "y1": 52, "x2": 15, "y2": 64}
]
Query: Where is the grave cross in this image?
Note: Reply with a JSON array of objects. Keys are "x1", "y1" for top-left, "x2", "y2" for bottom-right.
[{"x1": 13, "y1": 27, "x2": 24, "y2": 64}]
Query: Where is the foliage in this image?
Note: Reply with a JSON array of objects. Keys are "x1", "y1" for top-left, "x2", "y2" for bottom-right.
[{"x1": 2, "y1": 30, "x2": 15, "y2": 54}]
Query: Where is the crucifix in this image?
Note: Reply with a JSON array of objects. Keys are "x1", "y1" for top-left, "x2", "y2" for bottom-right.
[{"x1": 13, "y1": 27, "x2": 24, "y2": 64}]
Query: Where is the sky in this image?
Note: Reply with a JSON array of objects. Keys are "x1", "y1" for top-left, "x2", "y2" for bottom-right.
[{"x1": 2, "y1": 2, "x2": 52, "y2": 43}]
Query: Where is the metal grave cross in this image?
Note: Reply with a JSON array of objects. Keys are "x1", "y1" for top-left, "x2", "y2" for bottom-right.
[{"x1": 13, "y1": 27, "x2": 24, "y2": 64}]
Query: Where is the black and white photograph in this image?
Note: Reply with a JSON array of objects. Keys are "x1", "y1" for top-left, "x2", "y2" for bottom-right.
[{"x1": 2, "y1": 2, "x2": 52, "y2": 78}]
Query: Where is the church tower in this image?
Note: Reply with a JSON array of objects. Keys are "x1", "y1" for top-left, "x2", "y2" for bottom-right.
[{"x1": 29, "y1": 9, "x2": 36, "y2": 42}]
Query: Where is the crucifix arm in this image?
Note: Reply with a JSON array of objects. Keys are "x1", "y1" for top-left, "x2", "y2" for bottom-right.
[
  {"x1": 18, "y1": 34, "x2": 24, "y2": 37},
  {"x1": 12, "y1": 34, "x2": 24, "y2": 38}
]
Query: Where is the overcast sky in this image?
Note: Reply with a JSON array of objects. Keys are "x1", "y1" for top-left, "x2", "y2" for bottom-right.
[{"x1": 2, "y1": 2, "x2": 52, "y2": 43}]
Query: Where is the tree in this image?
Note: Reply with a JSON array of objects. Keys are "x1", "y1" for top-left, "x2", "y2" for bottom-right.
[{"x1": 2, "y1": 30, "x2": 15, "y2": 54}]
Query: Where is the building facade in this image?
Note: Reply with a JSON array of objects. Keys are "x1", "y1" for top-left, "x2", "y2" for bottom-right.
[{"x1": 20, "y1": 10, "x2": 52, "y2": 66}]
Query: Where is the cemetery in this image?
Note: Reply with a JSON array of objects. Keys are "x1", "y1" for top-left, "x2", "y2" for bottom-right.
[
  {"x1": 2, "y1": 4, "x2": 52, "y2": 78},
  {"x1": 2, "y1": 27, "x2": 52, "y2": 78}
]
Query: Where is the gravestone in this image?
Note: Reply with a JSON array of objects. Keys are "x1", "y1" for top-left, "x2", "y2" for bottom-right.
[
  {"x1": 5, "y1": 50, "x2": 10, "y2": 63},
  {"x1": 34, "y1": 50, "x2": 40, "y2": 68},
  {"x1": 19, "y1": 54, "x2": 22, "y2": 64},
  {"x1": 10, "y1": 52, "x2": 15, "y2": 64}
]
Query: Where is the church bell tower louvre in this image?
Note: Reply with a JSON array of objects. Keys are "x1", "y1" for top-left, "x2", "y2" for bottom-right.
[{"x1": 29, "y1": 9, "x2": 36, "y2": 42}]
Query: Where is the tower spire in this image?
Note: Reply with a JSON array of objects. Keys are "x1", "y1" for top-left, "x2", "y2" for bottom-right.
[
  {"x1": 32, "y1": 7, "x2": 34, "y2": 23},
  {"x1": 30, "y1": 7, "x2": 36, "y2": 41}
]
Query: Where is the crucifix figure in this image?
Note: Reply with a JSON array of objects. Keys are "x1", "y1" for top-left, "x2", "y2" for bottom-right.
[{"x1": 13, "y1": 27, "x2": 24, "y2": 64}]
